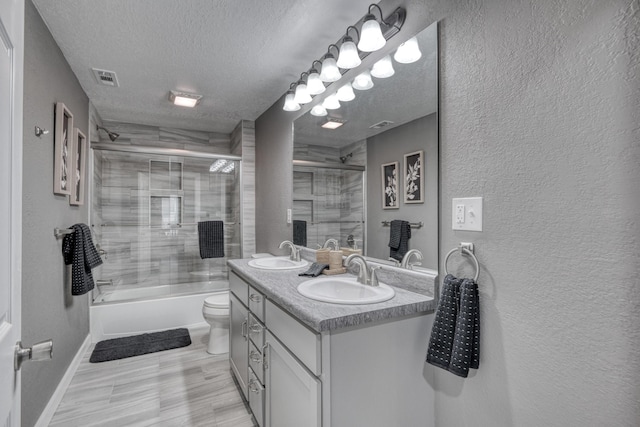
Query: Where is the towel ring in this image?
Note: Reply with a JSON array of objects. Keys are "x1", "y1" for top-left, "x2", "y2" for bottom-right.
[{"x1": 444, "y1": 245, "x2": 480, "y2": 282}]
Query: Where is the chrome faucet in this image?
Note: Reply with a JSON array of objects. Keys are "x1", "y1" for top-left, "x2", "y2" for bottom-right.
[
  {"x1": 279, "y1": 240, "x2": 301, "y2": 261},
  {"x1": 400, "y1": 249, "x2": 423, "y2": 270},
  {"x1": 322, "y1": 238, "x2": 339, "y2": 250},
  {"x1": 345, "y1": 254, "x2": 380, "y2": 286}
]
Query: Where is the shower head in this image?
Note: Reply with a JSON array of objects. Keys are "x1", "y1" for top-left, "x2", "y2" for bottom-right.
[
  {"x1": 96, "y1": 125, "x2": 120, "y2": 142},
  {"x1": 339, "y1": 152, "x2": 353, "y2": 163}
]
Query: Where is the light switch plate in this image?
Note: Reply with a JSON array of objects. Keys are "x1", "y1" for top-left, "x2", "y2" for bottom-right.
[{"x1": 452, "y1": 197, "x2": 483, "y2": 231}]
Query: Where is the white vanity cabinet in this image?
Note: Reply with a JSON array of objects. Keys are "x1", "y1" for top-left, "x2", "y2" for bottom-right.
[{"x1": 229, "y1": 273, "x2": 249, "y2": 400}]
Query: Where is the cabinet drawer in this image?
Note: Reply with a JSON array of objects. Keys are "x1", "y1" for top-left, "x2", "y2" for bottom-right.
[
  {"x1": 230, "y1": 271, "x2": 248, "y2": 307},
  {"x1": 265, "y1": 300, "x2": 321, "y2": 375},
  {"x1": 248, "y1": 368, "x2": 265, "y2": 427},
  {"x1": 249, "y1": 286, "x2": 265, "y2": 322},
  {"x1": 248, "y1": 312, "x2": 265, "y2": 348},
  {"x1": 249, "y1": 340, "x2": 265, "y2": 384}
]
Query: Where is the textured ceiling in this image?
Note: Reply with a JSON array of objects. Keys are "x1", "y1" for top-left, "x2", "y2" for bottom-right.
[{"x1": 32, "y1": 0, "x2": 373, "y2": 133}]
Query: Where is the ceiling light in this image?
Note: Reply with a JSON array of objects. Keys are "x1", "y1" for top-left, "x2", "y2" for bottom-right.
[
  {"x1": 352, "y1": 70, "x2": 374, "y2": 90},
  {"x1": 209, "y1": 159, "x2": 227, "y2": 172},
  {"x1": 169, "y1": 91, "x2": 202, "y2": 107},
  {"x1": 310, "y1": 104, "x2": 328, "y2": 117},
  {"x1": 221, "y1": 162, "x2": 235, "y2": 173},
  {"x1": 321, "y1": 118, "x2": 346, "y2": 129},
  {"x1": 320, "y1": 45, "x2": 342, "y2": 82},
  {"x1": 307, "y1": 62, "x2": 326, "y2": 95},
  {"x1": 336, "y1": 83, "x2": 356, "y2": 102},
  {"x1": 336, "y1": 26, "x2": 361, "y2": 69},
  {"x1": 293, "y1": 73, "x2": 313, "y2": 104},
  {"x1": 394, "y1": 36, "x2": 422, "y2": 64},
  {"x1": 371, "y1": 55, "x2": 395, "y2": 78},
  {"x1": 357, "y1": 5, "x2": 386, "y2": 52},
  {"x1": 322, "y1": 93, "x2": 341, "y2": 110}
]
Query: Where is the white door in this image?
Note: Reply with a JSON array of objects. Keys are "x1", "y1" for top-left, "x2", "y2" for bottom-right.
[{"x1": 0, "y1": 0, "x2": 24, "y2": 426}]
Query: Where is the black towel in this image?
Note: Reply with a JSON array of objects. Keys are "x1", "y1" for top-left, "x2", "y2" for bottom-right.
[
  {"x1": 388, "y1": 220, "x2": 411, "y2": 261},
  {"x1": 293, "y1": 220, "x2": 307, "y2": 247},
  {"x1": 198, "y1": 221, "x2": 224, "y2": 259},
  {"x1": 62, "y1": 224, "x2": 103, "y2": 295},
  {"x1": 426, "y1": 274, "x2": 481, "y2": 378},
  {"x1": 298, "y1": 263, "x2": 329, "y2": 277},
  {"x1": 449, "y1": 278, "x2": 480, "y2": 377},
  {"x1": 426, "y1": 274, "x2": 462, "y2": 371}
]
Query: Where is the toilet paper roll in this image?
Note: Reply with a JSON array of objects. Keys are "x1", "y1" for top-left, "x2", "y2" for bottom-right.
[{"x1": 329, "y1": 251, "x2": 343, "y2": 270}]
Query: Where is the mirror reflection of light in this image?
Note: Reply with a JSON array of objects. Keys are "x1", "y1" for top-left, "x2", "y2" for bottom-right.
[{"x1": 394, "y1": 37, "x2": 422, "y2": 64}]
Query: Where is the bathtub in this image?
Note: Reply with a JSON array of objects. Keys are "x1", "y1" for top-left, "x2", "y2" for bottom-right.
[{"x1": 90, "y1": 281, "x2": 228, "y2": 342}]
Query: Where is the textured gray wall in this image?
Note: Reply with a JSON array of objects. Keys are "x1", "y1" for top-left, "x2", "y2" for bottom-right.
[
  {"x1": 22, "y1": 1, "x2": 91, "y2": 426},
  {"x1": 255, "y1": 0, "x2": 640, "y2": 424},
  {"x1": 367, "y1": 113, "x2": 438, "y2": 268}
]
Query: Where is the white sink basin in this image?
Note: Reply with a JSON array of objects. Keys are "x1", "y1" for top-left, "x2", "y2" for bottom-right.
[
  {"x1": 297, "y1": 276, "x2": 395, "y2": 305},
  {"x1": 248, "y1": 256, "x2": 309, "y2": 270}
]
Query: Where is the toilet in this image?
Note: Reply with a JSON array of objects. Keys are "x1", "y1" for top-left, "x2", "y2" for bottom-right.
[{"x1": 202, "y1": 292, "x2": 230, "y2": 355}]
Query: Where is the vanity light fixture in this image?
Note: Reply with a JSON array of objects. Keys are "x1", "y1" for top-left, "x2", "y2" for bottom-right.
[
  {"x1": 209, "y1": 159, "x2": 227, "y2": 172},
  {"x1": 322, "y1": 93, "x2": 341, "y2": 110},
  {"x1": 310, "y1": 104, "x2": 328, "y2": 117},
  {"x1": 336, "y1": 26, "x2": 362, "y2": 69},
  {"x1": 283, "y1": 83, "x2": 301, "y2": 111},
  {"x1": 358, "y1": 4, "x2": 386, "y2": 52},
  {"x1": 352, "y1": 70, "x2": 374, "y2": 90},
  {"x1": 293, "y1": 73, "x2": 313, "y2": 104},
  {"x1": 319, "y1": 45, "x2": 342, "y2": 82},
  {"x1": 394, "y1": 36, "x2": 422, "y2": 64},
  {"x1": 307, "y1": 61, "x2": 326, "y2": 95},
  {"x1": 321, "y1": 118, "x2": 347, "y2": 129},
  {"x1": 336, "y1": 83, "x2": 356, "y2": 102},
  {"x1": 371, "y1": 55, "x2": 395, "y2": 78},
  {"x1": 169, "y1": 91, "x2": 202, "y2": 108}
]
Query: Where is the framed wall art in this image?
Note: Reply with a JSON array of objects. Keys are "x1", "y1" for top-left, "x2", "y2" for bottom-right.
[
  {"x1": 381, "y1": 161, "x2": 399, "y2": 209},
  {"x1": 403, "y1": 150, "x2": 424, "y2": 203},
  {"x1": 54, "y1": 102, "x2": 74, "y2": 195},
  {"x1": 69, "y1": 128, "x2": 87, "y2": 206}
]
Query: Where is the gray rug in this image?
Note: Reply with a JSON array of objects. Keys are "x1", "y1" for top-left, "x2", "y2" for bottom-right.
[{"x1": 90, "y1": 328, "x2": 191, "y2": 363}]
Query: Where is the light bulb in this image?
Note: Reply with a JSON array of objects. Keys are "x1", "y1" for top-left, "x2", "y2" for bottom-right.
[
  {"x1": 336, "y1": 37, "x2": 361, "y2": 69},
  {"x1": 310, "y1": 104, "x2": 328, "y2": 117},
  {"x1": 293, "y1": 83, "x2": 312, "y2": 104},
  {"x1": 352, "y1": 70, "x2": 374, "y2": 90},
  {"x1": 322, "y1": 93, "x2": 341, "y2": 110},
  {"x1": 357, "y1": 15, "x2": 386, "y2": 52},
  {"x1": 320, "y1": 55, "x2": 341, "y2": 82},
  {"x1": 371, "y1": 55, "x2": 395, "y2": 78},
  {"x1": 394, "y1": 37, "x2": 422, "y2": 64},
  {"x1": 306, "y1": 70, "x2": 325, "y2": 95},
  {"x1": 336, "y1": 84, "x2": 356, "y2": 102},
  {"x1": 283, "y1": 92, "x2": 300, "y2": 111}
]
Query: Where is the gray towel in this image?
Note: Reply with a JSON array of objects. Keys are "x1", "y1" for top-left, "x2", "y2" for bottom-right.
[
  {"x1": 62, "y1": 223, "x2": 103, "y2": 295},
  {"x1": 388, "y1": 220, "x2": 411, "y2": 261},
  {"x1": 198, "y1": 221, "x2": 224, "y2": 259},
  {"x1": 293, "y1": 220, "x2": 307, "y2": 247},
  {"x1": 298, "y1": 263, "x2": 329, "y2": 277}
]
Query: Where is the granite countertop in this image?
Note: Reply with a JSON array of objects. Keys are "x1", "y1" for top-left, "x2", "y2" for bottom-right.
[{"x1": 228, "y1": 258, "x2": 435, "y2": 333}]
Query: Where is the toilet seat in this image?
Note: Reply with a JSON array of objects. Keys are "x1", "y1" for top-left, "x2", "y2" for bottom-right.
[{"x1": 204, "y1": 293, "x2": 229, "y2": 309}]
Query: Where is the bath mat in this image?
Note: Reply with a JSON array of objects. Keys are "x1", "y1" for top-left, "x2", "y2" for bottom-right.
[{"x1": 89, "y1": 328, "x2": 191, "y2": 363}]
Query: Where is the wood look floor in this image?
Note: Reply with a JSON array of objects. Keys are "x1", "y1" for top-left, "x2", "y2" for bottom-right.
[{"x1": 49, "y1": 326, "x2": 256, "y2": 427}]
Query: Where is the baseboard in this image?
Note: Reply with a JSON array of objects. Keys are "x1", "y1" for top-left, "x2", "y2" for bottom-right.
[{"x1": 35, "y1": 334, "x2": 91, "y2": 427}]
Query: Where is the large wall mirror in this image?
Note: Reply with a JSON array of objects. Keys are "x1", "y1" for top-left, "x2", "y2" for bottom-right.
[{"x1": 292, "y1": 21, "x2": 438, "y2": 271}]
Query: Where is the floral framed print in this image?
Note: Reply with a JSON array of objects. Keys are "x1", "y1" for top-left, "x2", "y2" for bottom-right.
[
  {"x1": 404, "y1": 150, "x2": 424, "y2": 203},
  {"x1": 54, "y1": 102, "x2": 74, "y2": 195},
  {"x1": 69, "y1": 128, "x2": 87, "y2": 206},
  {"x1": 381, "y1": 161, "x2": 399, "y2": 209}
]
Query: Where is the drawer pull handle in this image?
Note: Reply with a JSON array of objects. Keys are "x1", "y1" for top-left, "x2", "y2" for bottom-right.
[
  {"x1": 249, "y1": 294, "x2": 262, "y2": 303},
  {"x1": 249, "y1": 379, "x2": 261, "y2": 394},
  {"x1": 262, "y1": 343, "x2": 269, "y2": 369},
  {"x1": 250, "y1": 350, "x2": 262, "y2": 363},
  {"x1": 241, "y1": 320, "x2": 247, "y2": 340},
  {"x1": 249, "y1": 323, "x2": 263, "y2": 334}
]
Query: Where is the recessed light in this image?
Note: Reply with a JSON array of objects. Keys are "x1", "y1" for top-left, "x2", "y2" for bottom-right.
[
  {"x1": 321, "y1": 118, "x2": 347, "y2": 130},
  {"x1": 169, "y1": 91, "x2": 202, "y2": 108}
]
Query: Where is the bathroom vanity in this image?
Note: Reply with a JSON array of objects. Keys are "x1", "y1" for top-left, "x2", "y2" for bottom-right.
[{"x1": 228, "y1": 258, "x2": 437, "y2": 427}]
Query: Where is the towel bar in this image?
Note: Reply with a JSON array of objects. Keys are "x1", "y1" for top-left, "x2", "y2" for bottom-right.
[
  {"x1": 381, "y1": 221, "x2": 423, "y2": 229},
  {"x1": 54, "y1": 227, "x2": 74, "y2": 238},
  {"x1": 444, "y1": 242, "x2": 479, "y2": 281}
]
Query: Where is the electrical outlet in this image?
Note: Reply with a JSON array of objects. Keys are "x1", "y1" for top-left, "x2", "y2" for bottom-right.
[{"x1": 452, "y1": 197, "x2": 483, "y2": 231}]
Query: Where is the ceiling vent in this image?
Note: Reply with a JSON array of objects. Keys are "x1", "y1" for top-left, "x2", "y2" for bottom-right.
[
  {"x1": 92, "y1": 68, "x2": 119, "y2": 87},
  {"x1": 369, "y1": 120, "x2": 394, "y2": 130}
]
